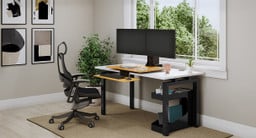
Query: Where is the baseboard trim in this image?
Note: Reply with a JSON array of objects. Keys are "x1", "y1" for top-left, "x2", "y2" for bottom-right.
[
  {"x1": 0, "y1": 92, "x2": 65, "y2": 111},
  {"x1": 201, "y1": 115, "x2": 256, "y2": 138},
  {"x1": 107, "y1": 92, "x2": 256, "y2": 138}
]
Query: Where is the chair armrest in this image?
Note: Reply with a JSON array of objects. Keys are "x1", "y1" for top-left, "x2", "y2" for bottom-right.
[
  {"x1": 72, "y1": 73, "x2": 86, "y2": 79},
  {"x1": 66, "y1": 82, "x2": 88, "y2": 103},
  {"x1": 73, "y1": 79, "x2": 90, "y2": 83}
]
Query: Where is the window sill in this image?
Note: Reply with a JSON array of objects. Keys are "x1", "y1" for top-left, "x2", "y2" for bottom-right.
[{"x1": 119, "y1": 55, "x2": 227, "y2": 80}]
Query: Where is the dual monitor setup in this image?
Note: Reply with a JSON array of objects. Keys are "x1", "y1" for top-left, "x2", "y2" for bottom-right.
[
  {"x1": 100, "y1": 29, "x2": 176, "y2": 80},
  {"x1": 116, "y1": 29, "x2": 176, "y2": 66}
]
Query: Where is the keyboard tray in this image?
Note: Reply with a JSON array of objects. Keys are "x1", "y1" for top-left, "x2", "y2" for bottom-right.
[{"x1": 100, "y1": 73, "x2": 125, "y2": 79}]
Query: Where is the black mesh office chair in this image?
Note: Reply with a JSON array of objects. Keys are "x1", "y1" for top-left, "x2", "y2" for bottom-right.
[{"x1": 49, "y1": 42, "x2": 101, "y2": 130}]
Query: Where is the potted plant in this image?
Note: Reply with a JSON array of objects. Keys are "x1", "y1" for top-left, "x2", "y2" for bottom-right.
[
  {"x1": 186, "y1": 58, "x2": 194, "y2": 73},
  {"x1": 77, "y1": 34, "x2": 113, "y2": 105},
  {"x1": 77, "y1": 34, "x2": 113, "y2": 86}
]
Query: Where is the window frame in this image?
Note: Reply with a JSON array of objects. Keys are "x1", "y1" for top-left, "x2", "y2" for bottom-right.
[{"x1": 122, "y1": 0, "x2": 227, "y2": 79}]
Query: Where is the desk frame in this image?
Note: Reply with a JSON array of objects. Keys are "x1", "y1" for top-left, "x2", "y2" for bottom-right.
[{"x1": 95, "y1": 65, "x2": 203, "y2": 136}]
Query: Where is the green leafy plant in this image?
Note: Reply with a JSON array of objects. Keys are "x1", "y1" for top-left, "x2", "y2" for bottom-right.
[
  {"x1": 77, "y1": 34, "x2": 113, "y2": 86},
  {"x1": 187, "y1": 58, "x2": 194, "y2": 67}
]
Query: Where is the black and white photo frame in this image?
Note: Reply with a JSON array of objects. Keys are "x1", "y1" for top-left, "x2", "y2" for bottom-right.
[
  {"x1": 32, "y1": 28, "x2": 54, "y2": 64},
  {"x1": 1, "y1": 0, "x2": 27, "y2": 25},
  {"x1": 1, "y1": 28, "x2": 27, "y2": 66},
  {"x1": 32, "y1": 0, "x2": 54, "y2": 25}
]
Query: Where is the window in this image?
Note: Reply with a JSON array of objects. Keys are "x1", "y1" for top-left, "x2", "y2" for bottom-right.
[{"x1": 123, "y1": 0, "x2": 226, "y2": 79}]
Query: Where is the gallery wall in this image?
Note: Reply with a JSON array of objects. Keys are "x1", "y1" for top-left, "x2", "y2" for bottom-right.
[
  {"x1": 0, "y1": 0, "x2": 94, "y2": 100},
  {"x1": 93, "y1": 0, "x2": 256, "y2": 128}
]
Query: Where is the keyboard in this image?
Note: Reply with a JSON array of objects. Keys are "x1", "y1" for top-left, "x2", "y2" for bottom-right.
[{"x1": 100, "y1": 73, "x2": 125, "y2": 79}]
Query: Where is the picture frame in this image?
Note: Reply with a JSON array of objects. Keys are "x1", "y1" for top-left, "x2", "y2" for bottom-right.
[
  {"x1": 32, "y1": 0, "x2": 54, "y2": 25},
  {"x1": 1, "y1": 28, "x2": 27, "y2": 66},
  {"x1": 1, "y1": 0, "x2": 27, "y2": 25},
  {"x1": 32, "y1": 28, "x2": 54, "y2": 64}
]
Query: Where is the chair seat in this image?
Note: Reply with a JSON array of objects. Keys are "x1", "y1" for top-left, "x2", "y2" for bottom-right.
[{"x1": 78, "y1": 87, "x2": 101, "y2": 98}]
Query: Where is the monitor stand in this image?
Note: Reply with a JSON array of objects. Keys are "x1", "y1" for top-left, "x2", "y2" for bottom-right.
[{"x1": 146, "y1": 56, "x2": 159, "y2": 66}]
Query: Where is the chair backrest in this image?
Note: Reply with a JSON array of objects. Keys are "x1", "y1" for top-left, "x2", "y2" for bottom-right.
[
  {"x1": 57, "y1": 42, "x2": 73, "y2": 97},
  {"x1": 57, "y1": 42, "x2": 100, "y2": 104}
]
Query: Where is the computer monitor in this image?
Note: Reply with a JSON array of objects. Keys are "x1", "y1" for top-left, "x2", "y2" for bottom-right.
[
  {"x1": 146, "y1": 29, "x2": 175, "y2": 58},
  {"x1": 116, "y1": 29, "x2": 146, "y2": 55},
  {"x1": 116, "y1": 29, "x2": 176, "y2": 66}
]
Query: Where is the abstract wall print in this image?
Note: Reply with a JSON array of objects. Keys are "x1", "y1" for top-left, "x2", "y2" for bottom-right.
[
  {"x1": 1, "y1": 28, "x2": 27, "y2": 66},
  {"x1": 32, "y1": 0, "x2": 54, "y2": 24},
  {"x1": 32, "y1": 28, "x2": 54, "y2": 64},
  {"x1": 1, "y1": 0, "x2": 26, "y2": 24}
]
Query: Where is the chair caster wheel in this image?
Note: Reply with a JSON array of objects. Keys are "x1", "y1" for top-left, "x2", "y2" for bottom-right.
[
  {"x1": 95, "y1": 116, "x2": 100, "y2": 120},
  {"x1": 58, "y1": 124, "x2": 64, "y2": 130},
  {"x1": 88, "y1": 121, "x2": 95, "y2": 128},
  {"x1": 49, "y1": 118, "x2": 54, "y2": 124}
]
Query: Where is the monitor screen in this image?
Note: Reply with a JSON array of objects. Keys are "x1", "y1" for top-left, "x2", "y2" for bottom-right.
[
  {"x1": 116, "y1": 29, "x2": 146, "y2": 55},
  {"x1": 116, "y1": 29, "x2": 176, "y2": 66},
  {"x1": 146, "y1": 29, "x2": 175, "y2": 58}
]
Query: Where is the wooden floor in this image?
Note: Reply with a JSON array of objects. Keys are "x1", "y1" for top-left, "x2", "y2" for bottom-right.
[
  {"x1": 0, "y1": 101, "x2": 69, "y2": 138},
  {"x1": 0, "y1": 101, "x2": 239, "y2": 138}
]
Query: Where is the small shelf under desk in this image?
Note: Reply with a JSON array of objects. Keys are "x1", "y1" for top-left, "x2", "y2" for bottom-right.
[
  {"x1": 151, "y1": 115, "x2": 189, "y2": 134},
  {"x1": 151, "y1": 88, "x2": 191, "y2": 100}
]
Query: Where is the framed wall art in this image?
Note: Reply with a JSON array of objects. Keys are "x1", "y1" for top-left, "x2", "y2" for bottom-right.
[
  {"x1": 1, "y1": 28, "x2": 27, "y2": 66},
  {"x1": 32, "y1": 0, "x2": 54, "y2": 25},
  {"x1": 32, "y1": 28, "x2": 54, "y2": 64},
  {"x1": 1, "y1": 0, "x2": 26, "y2": 25}
]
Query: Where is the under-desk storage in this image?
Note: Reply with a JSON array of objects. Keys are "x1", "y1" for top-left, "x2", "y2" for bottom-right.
[
  {"x1": 151, "y1": 90, "x2": 191, "y2": 135},
  {"x1": 151, "y1": 77, "x2": 200, "y2": 136},
  {"x1": 151, "y1": 88, "x2": 191, "y2": 100}
]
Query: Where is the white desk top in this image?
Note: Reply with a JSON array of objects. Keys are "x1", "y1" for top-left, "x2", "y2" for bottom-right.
[{"x1": 95, "y1": 65, "x2": 204, "y2": 81}]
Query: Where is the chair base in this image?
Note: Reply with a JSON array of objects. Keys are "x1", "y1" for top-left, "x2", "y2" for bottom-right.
[{"x1": 49, "y1": 109, "x2": 99, "y2": 130}]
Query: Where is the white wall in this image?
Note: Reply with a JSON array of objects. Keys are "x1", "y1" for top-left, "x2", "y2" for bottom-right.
[
  {"x1": 93, "y1": 0, "x2": 256, "y2": 128},
  {"x1": 93, "y1": 0, "x2": 124, "y2": 45},
  {"x1": 201, "y1": 0, "x2": 256, "y2": 127},
  {"x1": 0, "y1": 0, "x2": 94, "y2": 100}
]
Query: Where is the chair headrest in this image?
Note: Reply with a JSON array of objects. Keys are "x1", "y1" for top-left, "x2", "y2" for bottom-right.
[{"x1": 57, "y1": 41, "x2": 67, "y2": 55}]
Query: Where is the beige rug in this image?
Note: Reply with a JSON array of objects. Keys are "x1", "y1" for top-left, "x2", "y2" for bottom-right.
[{"x1": 28, "y1": 103, "x2": 232, "y2": 138}]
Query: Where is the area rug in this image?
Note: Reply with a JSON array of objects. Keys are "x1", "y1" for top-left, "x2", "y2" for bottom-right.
[{"x1": 28, "y1": 103, "x2": 232, "y2": 138}]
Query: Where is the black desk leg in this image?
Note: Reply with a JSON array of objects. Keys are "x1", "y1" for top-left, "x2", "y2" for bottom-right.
[
  {"x1": 101, "y1": 79, "x2": 106, "y2": 115},
  {"x1": 162, "y1": 82, "x2": 170, "y2": 136},
  {"x1": 193, "y1": 78, "x2": 200, "y2": 126},
  {"x1": 130, "y1": 75, "x2": 135, "y2": 109},
  {"x1": 189, "y1": 78, "x2": 200, "y2": 126}
]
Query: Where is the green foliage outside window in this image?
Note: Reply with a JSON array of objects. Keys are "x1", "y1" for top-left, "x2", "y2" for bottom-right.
[
  {"x1": 136, "y1": 0, "x2": 150, "y2": 29},
  {"x1": 136, "y1": 0, "x2": 218, "y2": 60},
  {"x1": 198, "y1": 16, "x2": 218, "y2": 60}
]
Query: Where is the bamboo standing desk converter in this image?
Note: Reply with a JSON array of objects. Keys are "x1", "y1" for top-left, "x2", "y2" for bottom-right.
[
  {"x1": 107, "y1": 64, "x2": 162, "y2": 73},
  {"x1": 94, "y1": 64, "x2": 162, "y2": 82}
]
